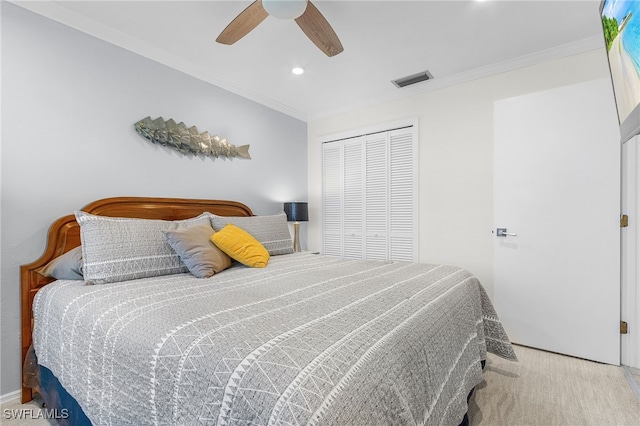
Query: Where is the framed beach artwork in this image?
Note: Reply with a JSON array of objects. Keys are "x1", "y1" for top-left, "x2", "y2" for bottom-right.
[{"x1": 601, "y1": 0, "x2": 640, "y2": 143}]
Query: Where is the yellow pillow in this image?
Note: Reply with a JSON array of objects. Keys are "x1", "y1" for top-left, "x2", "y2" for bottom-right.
[{"x1": 210, "y1": 224, "x2": 270, "y2": 268}]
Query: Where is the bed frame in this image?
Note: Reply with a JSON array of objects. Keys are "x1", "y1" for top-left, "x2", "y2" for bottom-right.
[{"x1": 20, "y1": 196, "x2": 254, "y2": 403}]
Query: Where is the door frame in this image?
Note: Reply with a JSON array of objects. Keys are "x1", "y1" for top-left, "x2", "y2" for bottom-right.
[{"x1": 622, "y1": 135, "x2": 640, "y2": 368}]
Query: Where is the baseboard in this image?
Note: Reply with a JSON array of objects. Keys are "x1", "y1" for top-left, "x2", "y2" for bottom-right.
[{"x1": 0, "y1": 389, "x2": 21, "y2": 405}]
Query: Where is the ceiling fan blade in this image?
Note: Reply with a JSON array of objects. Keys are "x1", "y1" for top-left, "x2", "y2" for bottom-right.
[
  {"x1": 216, "y1": 1, "x2": 269, "y2": 45},
  {"x1": 295, "y1": 1, "x2": 343, "y2": 57}
]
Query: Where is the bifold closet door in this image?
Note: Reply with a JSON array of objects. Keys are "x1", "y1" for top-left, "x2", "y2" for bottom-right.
[
  {"x1": 322, "y1": 127, "x2": 417, "y2": 262},
  {"x1": 388, "y1": 128, "x2": 416, "y2": 261},
  {"x1": 322, "y1": 142, "x2": 342, "y2": 257}
]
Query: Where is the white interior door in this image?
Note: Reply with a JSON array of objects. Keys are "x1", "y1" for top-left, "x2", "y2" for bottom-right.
[
  {"x1": 493, "y1": 79, "x2": 621, "y2": 365},
  {"x1": 621, "y1": 136, "x2": 640, "y2": 369}
]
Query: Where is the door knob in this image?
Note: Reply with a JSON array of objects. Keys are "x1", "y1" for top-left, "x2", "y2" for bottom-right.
[{"x1": 497, "y1": 228, "x2": 517, "y2": 237}]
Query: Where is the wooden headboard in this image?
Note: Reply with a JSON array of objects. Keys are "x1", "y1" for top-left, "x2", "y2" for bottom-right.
[{"x1": 20, "y1": 196, "x2": 254, "y2": 402}]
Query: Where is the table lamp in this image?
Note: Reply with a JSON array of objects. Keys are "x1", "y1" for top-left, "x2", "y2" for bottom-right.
[{"x1": 284, "y1": 201, "x2": 308, "y2": 252}]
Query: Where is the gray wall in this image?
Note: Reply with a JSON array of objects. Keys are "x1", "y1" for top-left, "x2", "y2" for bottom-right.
[{"x1": 1, "y1": 3, "x2": 307, "y2": 396}]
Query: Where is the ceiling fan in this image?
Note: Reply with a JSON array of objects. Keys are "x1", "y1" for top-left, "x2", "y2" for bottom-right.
[{"x1": 216, "y1": 0, "x2": 344, "y2": 57}]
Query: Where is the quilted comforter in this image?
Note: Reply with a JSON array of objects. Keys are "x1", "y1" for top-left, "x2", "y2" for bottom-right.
[{"x1": 33, "y1": 252, "x2": 516, "y2": 425}]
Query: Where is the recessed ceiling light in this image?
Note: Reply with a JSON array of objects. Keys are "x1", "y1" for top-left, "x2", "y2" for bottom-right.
[{"x1": 292, "y1": 67, "x2": 305, "y2": 75}]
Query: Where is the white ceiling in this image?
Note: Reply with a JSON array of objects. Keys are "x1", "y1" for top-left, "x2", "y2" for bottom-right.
[{"x1": 11, "y1": 0, "x2": 606, "y2": 121}]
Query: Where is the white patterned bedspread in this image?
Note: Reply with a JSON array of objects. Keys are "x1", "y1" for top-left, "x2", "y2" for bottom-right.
[{"x1": 33, "y1": 252, "x2": 516, "y2": 426}]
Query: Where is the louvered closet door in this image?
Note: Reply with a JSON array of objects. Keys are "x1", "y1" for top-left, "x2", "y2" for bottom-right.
[
  {"x1": 365, "y1": 132, "x2": 389, "y2": 260},
  {"x1": 321, "y1": 125, "x2": 417, "y2": 261},
  {"x1": 343, "y1": 137, "x2": 365, "y2": 259},
  {"x1": 322, "y1": 143, "x2": 343, "y2": 256},
  {"x1": 389, "y1": 128, "x2": 416, "y2": 261}
]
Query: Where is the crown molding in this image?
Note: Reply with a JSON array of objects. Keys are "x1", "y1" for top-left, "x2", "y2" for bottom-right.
[
  {"x1": 10, "y1": 1, "x2": 603, "y2": 123},
  {"x1": 308, "y1": 35, "x2": 605, "y2": 121}
]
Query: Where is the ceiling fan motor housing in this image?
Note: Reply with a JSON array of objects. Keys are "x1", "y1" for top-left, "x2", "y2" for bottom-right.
[{"x1": 262, "y1": 0, "x2": 308, "y2": 19}]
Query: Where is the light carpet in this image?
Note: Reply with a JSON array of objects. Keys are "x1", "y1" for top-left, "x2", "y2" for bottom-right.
[{"x1": 468, "y1": 345, "x2": 640, "y2": 425}]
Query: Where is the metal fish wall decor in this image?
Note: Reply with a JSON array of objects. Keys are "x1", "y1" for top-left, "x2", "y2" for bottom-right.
[{"x1": 134, "y1": 116, "x2": 250, "y2": 159}]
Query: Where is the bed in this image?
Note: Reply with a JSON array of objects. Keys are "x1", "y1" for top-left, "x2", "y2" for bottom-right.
[{"x1": 21, "y1": 196, "x2": 516, "y2": 426}]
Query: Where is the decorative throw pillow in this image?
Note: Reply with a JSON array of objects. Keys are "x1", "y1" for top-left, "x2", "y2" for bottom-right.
[
  {"x1": 163, "y1": 222, "x2": 232, "y2": 278},
  {"x1": 210, "y1": 224, "x2": 270, "y2": 268},
  {"x1": 210, "y1": 212, "x2": 293, "y2": 255},
  {"x1": 75, "y1": 211, "x2": 211, "y2": 284},
  {"x1": 37, "y1": 246, "x2": 84, "y2": 280}
]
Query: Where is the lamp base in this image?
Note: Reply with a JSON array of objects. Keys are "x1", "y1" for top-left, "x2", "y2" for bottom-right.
[{"x1": 293, "y1": 222, "x2": 301, "y2": 252}]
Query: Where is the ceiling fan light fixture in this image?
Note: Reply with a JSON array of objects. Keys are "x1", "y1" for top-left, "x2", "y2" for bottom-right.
[
  {"x1": 216, "y1": 0, "x2": 342, "y2": 57},
  {"x1": 262, "y1": 0, "x2": 308, "y2": 19}
]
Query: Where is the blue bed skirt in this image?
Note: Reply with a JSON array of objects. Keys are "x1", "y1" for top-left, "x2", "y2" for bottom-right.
[{"x1": 39, "y1": 365, "x2": 91, "y2": 426}]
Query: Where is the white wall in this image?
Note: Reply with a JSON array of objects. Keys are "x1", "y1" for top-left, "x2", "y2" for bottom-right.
[
  {"x1": 308, "y1": 49, "x2": 615, "y2": 296},
  {"x1": 1, "y1": 3, "x2": 307, "y2": 395}
]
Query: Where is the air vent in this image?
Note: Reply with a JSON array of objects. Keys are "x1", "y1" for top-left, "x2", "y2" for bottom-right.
[{"x1": 392, "y1": 70, "x2": 434, "y2": 88}]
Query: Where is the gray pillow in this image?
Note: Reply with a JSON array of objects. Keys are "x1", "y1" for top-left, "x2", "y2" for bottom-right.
[
  {"x1": 210, "y1": 212, "x2": 294, "y2": 255},
  {"x1": 164, "y1": 222, "x2": 232, "y2": 278},
  {"x1": 37, "y1": 246, "x2": 84, "y2": 280},
  {"x1": 75, "y1": 211, "x2": 211, "y2": 284}
]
